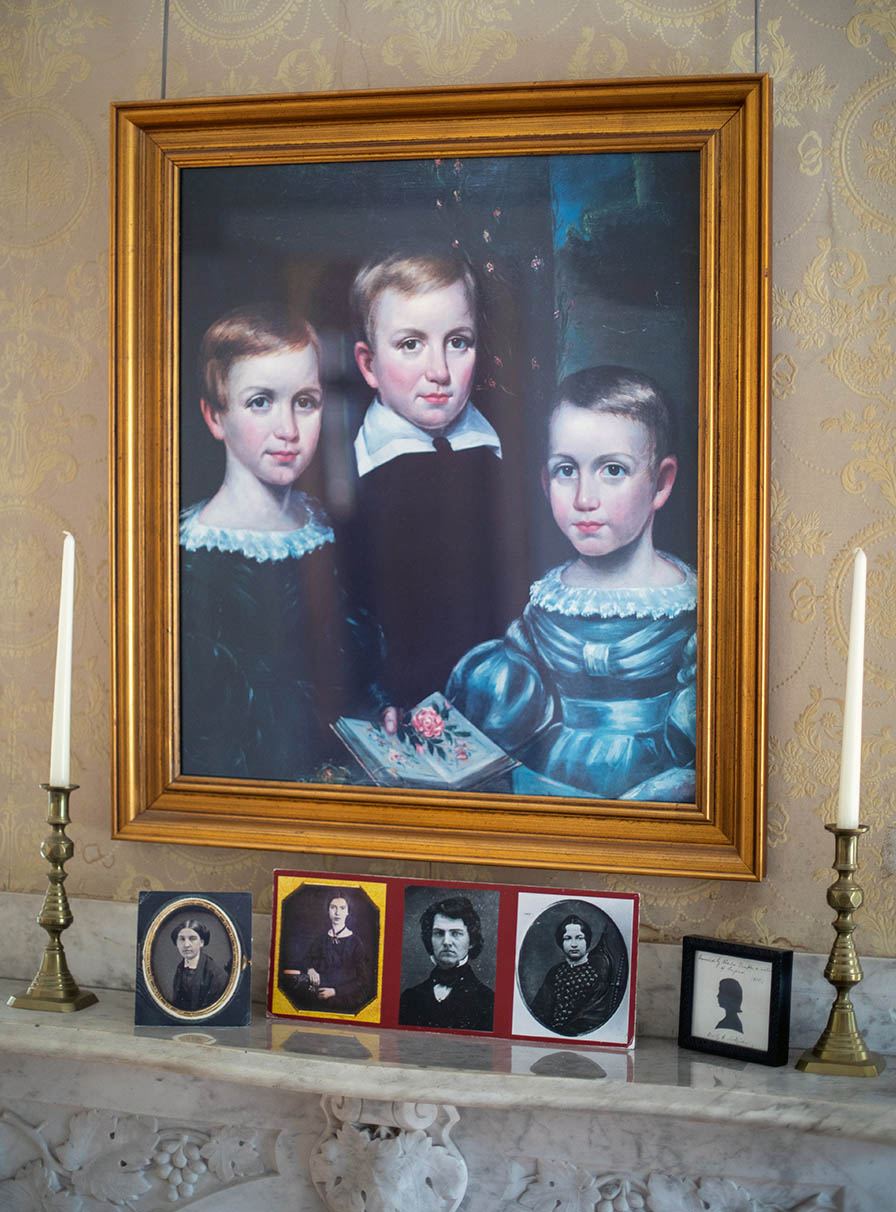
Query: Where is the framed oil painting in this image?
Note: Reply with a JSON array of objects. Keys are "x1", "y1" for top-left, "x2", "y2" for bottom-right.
[{"x1": 111, "y1": 76, "x2": 770, "y2": 877}]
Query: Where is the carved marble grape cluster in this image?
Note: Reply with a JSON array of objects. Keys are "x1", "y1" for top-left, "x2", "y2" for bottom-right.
[{"x1": 151, "y1": 1134, "x2": 208, "y2": 1201}]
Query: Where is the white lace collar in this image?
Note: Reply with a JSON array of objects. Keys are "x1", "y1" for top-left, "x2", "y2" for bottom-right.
[
  {"x1": 179, "y1": 497, "x2": 334, "y2": 563},
  {"x1": 529, "y1": 556, "x2": 697, "y2": 619}
]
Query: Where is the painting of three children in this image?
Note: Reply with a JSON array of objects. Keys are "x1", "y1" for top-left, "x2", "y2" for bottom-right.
[{"x1": 178, "y1": 152, "x2": 699, "y2": 804}]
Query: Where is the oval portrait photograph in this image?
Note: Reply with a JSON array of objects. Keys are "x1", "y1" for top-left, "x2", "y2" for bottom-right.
[
  {"x1": 515, "y1": 896, "x2": 630, "y2": 1040},
  {"x1": 139, "y1": 894, "x2": 248, "y2": 1025}
]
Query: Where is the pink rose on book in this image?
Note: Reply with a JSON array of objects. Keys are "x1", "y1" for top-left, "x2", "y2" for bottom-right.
[{"x1": 411, "y1": 706, "x2": 445, "y2": 740}]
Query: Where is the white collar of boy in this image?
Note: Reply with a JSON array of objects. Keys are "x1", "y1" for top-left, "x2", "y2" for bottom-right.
[
  {"x1": 179, "y1": 497, "x2": 334, "y2": 563},
  {"x1": 354, "y1": 397, "x2": 502, "y2": 477}
]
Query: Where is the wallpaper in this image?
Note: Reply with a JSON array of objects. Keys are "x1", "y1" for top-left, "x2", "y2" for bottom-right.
[{"x1": 1, "y1": 0, "x2": 893, "y2": 956}]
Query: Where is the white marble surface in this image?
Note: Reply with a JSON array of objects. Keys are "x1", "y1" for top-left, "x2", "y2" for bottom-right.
[
  {"x1": 2, "y1": 979, "x2": 894, "y2": 1141},
  {"x1": 3, "y1": 964, "x2": 895, "y2": 1211},
  {"x1": 3, "y1": 890, "x2": 895, "y2": 1054}
]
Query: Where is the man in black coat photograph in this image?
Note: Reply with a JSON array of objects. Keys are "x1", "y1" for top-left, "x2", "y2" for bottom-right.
[{"x1": 398, "y1": 894, "x2": 495, "y2": 1032}]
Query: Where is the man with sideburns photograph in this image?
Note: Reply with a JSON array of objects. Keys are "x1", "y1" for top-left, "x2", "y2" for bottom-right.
[{"x1": 398, "y1": 894, "x2": 495, "y2": 1032}]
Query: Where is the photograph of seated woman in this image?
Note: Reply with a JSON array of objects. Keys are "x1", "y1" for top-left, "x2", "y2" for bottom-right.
[
  {"x1": 169, "y1": 918, "x2": 229, "y2": 1013},
  {"x1": 529, "y1": 914, "x2": 617, "y2": 1037},
  {"x1": 447, "y1": 365, "x2": 697, "y2": 803},
  {"x1": 281, "y1": 890, "x2": 373, "y2": 1014}
]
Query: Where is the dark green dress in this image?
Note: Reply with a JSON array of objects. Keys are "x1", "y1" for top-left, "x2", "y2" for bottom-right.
[{"x1": 179, "y1": 496, "x2": 386, "y2": 783}]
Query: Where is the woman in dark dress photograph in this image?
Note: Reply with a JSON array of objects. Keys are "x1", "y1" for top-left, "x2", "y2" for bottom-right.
[
  {"x1": 530, "y1": 914, "x2": 617, "y2": 1037},
  {"x1": 170, "y1": 918, "x2": 229, "y2": 1013},
  {"x1": 281, "y1": 889, "x2": 373, "y2": 1014}
]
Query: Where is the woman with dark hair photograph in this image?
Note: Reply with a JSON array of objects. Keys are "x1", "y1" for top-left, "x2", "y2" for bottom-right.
[
  {"x1": 282, "y1": 889, "x2": 373, "y2": 1014},
  {"x1": 530, "y1": 914, "x2": 616, "y2": 1036},
  {"x1": 170, "y1": 918, "x2": 228, "y2": 1012}
]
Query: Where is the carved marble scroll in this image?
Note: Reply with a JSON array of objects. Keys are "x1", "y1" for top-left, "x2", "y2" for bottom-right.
[{"x1": 310, "y1": 1096, "x2": 468, "y2": 1212}]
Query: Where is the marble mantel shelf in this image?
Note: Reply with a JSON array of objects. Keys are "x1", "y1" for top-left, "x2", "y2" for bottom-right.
[{"x1": 2, "y1": 980, "x2": 894, "y2": 1144}]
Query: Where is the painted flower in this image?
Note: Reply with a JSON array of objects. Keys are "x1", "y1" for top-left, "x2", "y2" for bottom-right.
[
  {"x1": 412, "y1": 707, "x2": 445, "y2": 740},
  {"x1": 530, "y1": 255, "x2": 543, "y2": 270},
  {"x1": 493, "y1": 208, "x2": 502, "y2": 218}
]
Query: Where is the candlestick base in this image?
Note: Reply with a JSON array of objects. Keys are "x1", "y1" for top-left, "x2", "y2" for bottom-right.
[
  {"x1": 7, "y1": 785, "x2": 98, "y2": 1014},
  {"x1": 794, "y1": 824, "x2": 883, "y2": 1078},
  {"x1": 7, "y1": 988, "x2": 99, "y2": 1013}
]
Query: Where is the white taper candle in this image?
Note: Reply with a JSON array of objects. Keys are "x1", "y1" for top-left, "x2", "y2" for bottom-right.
[
  {"x1": 836, "y1": 548, "x2": 866, "y2": 829},
  {"x1": 49, "y1": 531, "x2": 75, "y2": 786}
]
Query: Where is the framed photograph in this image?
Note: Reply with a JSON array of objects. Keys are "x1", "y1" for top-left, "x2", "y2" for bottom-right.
[
  {"x1": 135, "y1": 891, "x2": 252, "y2": 1026},
  {"x1": 265, "y1": 869, "x2": 636, "y2": 1047},
  {"x1": 268, "y1": 874, "x2": 386, "y2": 1024},
  {"x1": 512, "y1": 893, "x2": 636, "y2": 1047},
  {"x1": 678, "y1": 935, "x2": 793, "y2": 1066},
  {"x1": 397, "y1": 885, "x2": 500, "y2": 1034},
  {"x1": 111, "y1": 75, "x2": 770, "y2": 878}
]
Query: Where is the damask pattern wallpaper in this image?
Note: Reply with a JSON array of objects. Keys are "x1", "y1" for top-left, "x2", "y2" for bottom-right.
[{"x1": 1, "y1": 0, "x2": 893, "y2": 955}]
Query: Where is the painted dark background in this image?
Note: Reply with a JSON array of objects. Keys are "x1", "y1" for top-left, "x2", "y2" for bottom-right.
[{"x1": 179, "y1": 150, "x2": 699, "y2": 569}]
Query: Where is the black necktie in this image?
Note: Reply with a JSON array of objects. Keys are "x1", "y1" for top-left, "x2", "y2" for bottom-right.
[{"x1": 432, "y1": 436, "x2": 452, "y2": 454}]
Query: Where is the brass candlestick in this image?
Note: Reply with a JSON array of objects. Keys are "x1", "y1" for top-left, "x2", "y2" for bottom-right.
[
  {"x1": 7, "y1": 784, "x2": 98, "y2": 1012},
  {"x1": 795, "y1": 824, "x2": 884, "y2": 1076}
]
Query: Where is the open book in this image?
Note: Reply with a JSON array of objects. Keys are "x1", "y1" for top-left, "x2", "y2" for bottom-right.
[{"x1": 332, "y1": 694, "x2": 517, "y2": 791}]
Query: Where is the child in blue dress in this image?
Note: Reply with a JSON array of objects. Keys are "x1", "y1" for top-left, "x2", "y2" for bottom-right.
[
  {"x1": 447, "y1": 365, "x2": 697, "y2": 803},
  {"x1": 180, "y1": 304, "x2": 388, "y2": 783}
]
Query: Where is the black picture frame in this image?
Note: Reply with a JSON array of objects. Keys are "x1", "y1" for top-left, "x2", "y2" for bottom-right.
[
  {"x1": 678, "y1": 935, "x2": 792, "y2": 1067},
  {"x1": 135, "y1": 891, "x2": 252, "y2": 1027}
]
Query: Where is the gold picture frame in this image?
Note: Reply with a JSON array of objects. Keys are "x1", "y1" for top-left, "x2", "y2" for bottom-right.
[{"x1": 110, "y1": 75, "x2": 770, "y2": 879}]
